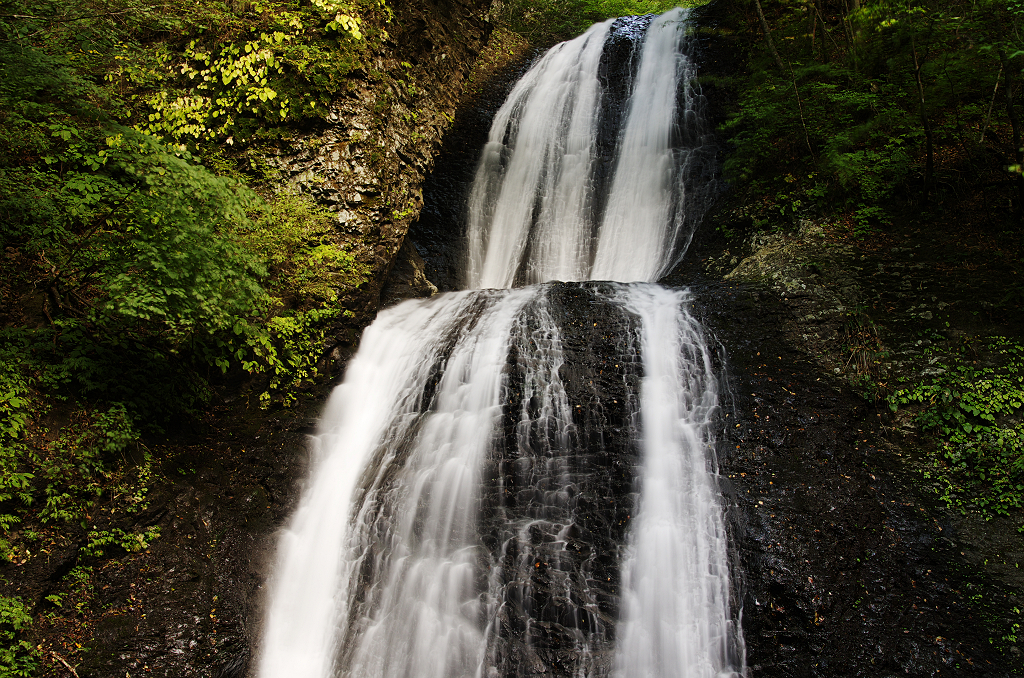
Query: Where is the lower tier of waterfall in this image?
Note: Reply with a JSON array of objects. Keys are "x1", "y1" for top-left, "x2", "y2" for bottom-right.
[{"x1": 258, "y1": 282, "x2": 744, "y2": 678}]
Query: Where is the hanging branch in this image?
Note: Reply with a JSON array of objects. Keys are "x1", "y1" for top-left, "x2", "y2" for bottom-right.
[
  {"x1": 753, "y1": 0, "x2": 785, "y2": 71},
  {"x1": 911, "y1": 37, "x2": 935, "y2": 205},
  {"x1": 980, "y1": 64, "x2": 1003, "y2": 144}
]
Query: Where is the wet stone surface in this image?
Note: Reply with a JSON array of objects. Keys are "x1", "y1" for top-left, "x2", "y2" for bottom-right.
[
  {"x1": 679, "y1": 275, "x2": 1021, "y2": 678},
  {"x1": 480, "y1": 284, "x2": 644, "y2": 677},
  {"x1": 65, "y1": 408, "x2": 317, "y2": 678}
]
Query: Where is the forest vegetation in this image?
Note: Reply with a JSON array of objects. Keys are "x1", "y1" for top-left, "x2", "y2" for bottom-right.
[{"x1": 0, "y1": 0, "x2": 388, "y2": 672}]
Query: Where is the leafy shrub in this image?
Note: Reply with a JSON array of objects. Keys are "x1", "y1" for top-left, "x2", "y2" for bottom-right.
[
  {"x1": 130, "y1": 0, "x2": 389, "y2": 147},
  {"x1": 0, "y1": 596, "x2": 36, "y2": 677},
  {"x1": 235, "y1": 193, "x2": 367, "y2": 407},
  {"x1": 889, "y1": 337, "x2": 1024, "y2": 520},
  {"x1": 35, "y1": 403, "x2": 141, "y2": 525}
]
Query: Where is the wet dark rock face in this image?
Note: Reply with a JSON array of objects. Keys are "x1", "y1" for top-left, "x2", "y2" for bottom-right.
[
  {"x1": 687, "y1": 280, "x2": 1019, "y2": 678},
  {"x1": 379, "y1": 236, "x2": 438, "y2": 308},
  {"x1": 73, "y1": 412, "x2": 316, "y2": 678},
  {"x1": 480, "y1": 284, "x2": 643, "y2": 677}
]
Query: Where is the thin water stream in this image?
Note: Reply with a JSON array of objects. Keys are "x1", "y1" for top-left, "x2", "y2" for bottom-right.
[{"x1": 258, "y1": 9, "x2": 743, "y2": 677}]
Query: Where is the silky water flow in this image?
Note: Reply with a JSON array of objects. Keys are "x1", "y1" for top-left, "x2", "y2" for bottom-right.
[{"x1": 258, "y1": 8, "x2": 744, "y2": 678}]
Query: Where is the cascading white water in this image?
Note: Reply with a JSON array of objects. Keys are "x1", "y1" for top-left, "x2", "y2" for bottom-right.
[
  {"x1": 259, "y1": 289, "x2": 539, "y2": 678},
  {"x1": 465, "y1": 19, "x2": 613, "y2": 289},
  {"x1": 259, "y1": 9, "x2": 743, "y2": 678},
  {"x1": 612, "y1": 285, "x2": 742, "y2": 678},
  {"x1": 466, "y1": 8, "x2": 712, "y2": 289},
  {"x1": 591, "y1": 14, "x2": 696, "y2": 282}
]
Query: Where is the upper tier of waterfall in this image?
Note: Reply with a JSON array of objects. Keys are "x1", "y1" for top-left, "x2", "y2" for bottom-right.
[{"x1": 466, "y1": 9, "x2": 715, "y2": 289}]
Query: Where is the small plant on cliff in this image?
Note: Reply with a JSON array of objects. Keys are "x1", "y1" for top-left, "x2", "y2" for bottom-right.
[
  {"x1": 889, "y1": 336, "x2": 1024, "y2": 523},
  {"x1": 234, "y1": 193, "x2": 368, "y2": 408},
  {"x1": 0, "y1": 596, "x2": 37, "y2": 677}
]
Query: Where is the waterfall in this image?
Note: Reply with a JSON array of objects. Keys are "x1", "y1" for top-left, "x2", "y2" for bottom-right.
[
  {"x1": 465, "y1": 18, "x2": 612, "y2": 289},
  {"x1": 465, "y1": 9, "x2": 715, "y2": 289},
  {"x1": 259, "y1": 8, "x2": 743, "y2": 678},
  {"x1": 611, "y1": 285, "x2": 741, "y2": 678}
]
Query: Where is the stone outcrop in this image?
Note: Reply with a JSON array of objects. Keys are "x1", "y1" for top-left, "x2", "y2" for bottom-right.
[
  {"x1": 268, "y1": 0, "x2": 494, "y2": 351},
  {"x1": 378, "y1": 236, "x2": 438, "y2": 308}
]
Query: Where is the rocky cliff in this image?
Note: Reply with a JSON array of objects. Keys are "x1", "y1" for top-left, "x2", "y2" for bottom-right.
[{"x1": 270, "y1": 0, "x2": 494, "y2": 354}]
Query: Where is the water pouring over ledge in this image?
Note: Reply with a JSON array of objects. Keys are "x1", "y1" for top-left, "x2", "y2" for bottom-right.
[
  {"x1": 465, "y1": 10, "x2": 716, "y2": 288},
  {"x1": 258, "y1": 8, "x2": 744, "y2": 678}
]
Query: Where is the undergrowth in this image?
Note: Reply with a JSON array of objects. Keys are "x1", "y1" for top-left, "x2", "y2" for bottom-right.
[{"x1": 889, "y1": 336, "x2": 1024, "y2": 526}]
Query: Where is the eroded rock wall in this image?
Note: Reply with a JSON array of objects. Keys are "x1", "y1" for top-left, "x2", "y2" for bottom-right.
[{"x1": 270, "y1": 0, "x2": 494, "y2": 351}]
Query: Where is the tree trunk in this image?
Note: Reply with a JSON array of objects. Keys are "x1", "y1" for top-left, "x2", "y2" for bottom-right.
[
  {"x1": 815, "y1": 3, "x2": 835, "y2": 64},
  {"x1": 999, "y1": 49, "x2": 1024, "y2": 217},
  {"x1": 912, "y1": 38, "x2": 935, "y2": 205},
  {"x1": 842, "y1": 0, "x2": 858, "y2": 72},
  {"x1": 809, "y1": 0, "x2": 817, "y2": 59},
  {"x1": 753, "y1": 0, "x2": 785, "y2": 71}
]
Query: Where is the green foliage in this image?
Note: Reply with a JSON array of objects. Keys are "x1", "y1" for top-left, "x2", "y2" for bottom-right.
[
  {"x1": 0, "y1": 347, "x2": 38, "y2": 561},
  {"x1": 0, "y1": 123, "x2": 269, "y2": 420},
  {"x1": 720, "y1": 0, "x2": 1024, "y2": 234},
  {"x1": 236, "y1": 193, "x2": 366, "y2": 407},
  {"x1": 129, "y1": 0, "x2": 388, "y2": 146},
  {"x1": 45, "y1": 565, "x2": 95, "y2": 617},
  {"x1": 0, "y1": 596, "x2": 37, "y2": 677},
  {"x1": 889, "y1": 337, "x2": 1024, "y2": 521},
  {"x1": 1, "y1": 0, "x2": 390, "y2": 150},
  {"x1": 35, "y1": 404, "x2": 141, "y2": 525},
  {"x1": 243, "y1": 193, "x2": 367, "y2": 301},
  {"x1": 0, "y1": 0, "x2": 371, "y2": 423},
  {"x1": 723, "y1": 63, "x2": 922, "y2": 231},
  {"x1": 0, "y1": 3, "x2": 384, "y2": 660},
  {"x1": 80, "y1": 525, "x2": 161, "y2": 558}
]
